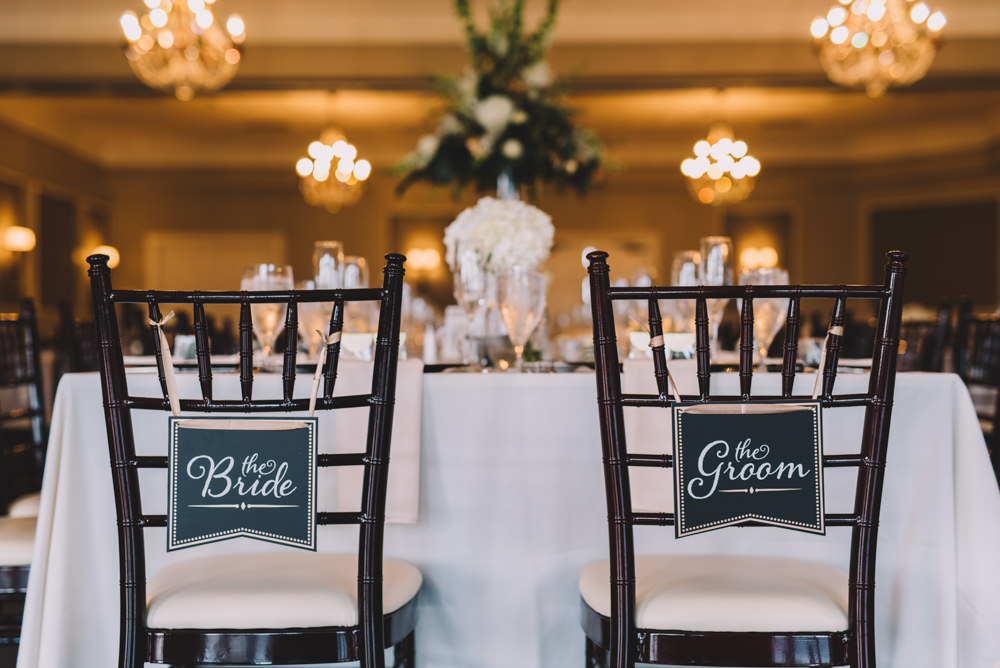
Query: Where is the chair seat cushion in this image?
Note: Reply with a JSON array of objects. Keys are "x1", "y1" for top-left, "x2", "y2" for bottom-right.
[
  {"x1": 147, "y1": 553, "x2": 422, "y2": 630},
  {"x1": 0, "y1": 516, "x2": 36, "y2": 566},
  {"x1": 6, "y1": 492, "x2": 40, "y2": 518},
  {"x1": 579, "y1": 555, "x2": 849, "y2": 633}
]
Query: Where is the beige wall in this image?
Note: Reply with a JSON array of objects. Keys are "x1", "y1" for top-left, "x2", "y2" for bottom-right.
[{"x1": 3, "y1": 117, "x2": 1000, "y2": 333}]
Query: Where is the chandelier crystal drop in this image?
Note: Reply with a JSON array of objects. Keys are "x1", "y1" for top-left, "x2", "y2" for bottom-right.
[
  {"x1": 120, "y1": 0, "x2": 245, "y2": 101},
  {"x1": 810, "y1": 0, "x2": 946, "y2": 97},
  {"x1": 296, "y1": 131, "x2": 372, "y2": 213},
  {"x1": 680, "y1": 123, "x2": 760, "y2": 207}
]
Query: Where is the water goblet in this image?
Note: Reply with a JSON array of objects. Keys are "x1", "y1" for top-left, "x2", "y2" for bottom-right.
[
  {"x1": 452, "y1": 239, "x2": 489, "y2": 368},
  {"x1": 342, "y1": 255, "x2": 372, "y2": 334},
  {"x1": 240, "y1": 263, "x2": 294, "y2": 368},
  {"x1": 313, "y1": 240, "x2": 344, "y2": 289},
  {"x1": 670, "y1": 249, "x2": 701, "y2": 333},
  {"x1": 699, "y1": 236, "x2": 734, "y2": 355},
  {"x1": 496, "y1": 267, "x2": 547, "y2": 372},
  {"x1": 296, "y1": 279, "x2": 333, "y2": 359},
  {"x1": 738, "y1": 267, "x2": 790, "y2": 367}
]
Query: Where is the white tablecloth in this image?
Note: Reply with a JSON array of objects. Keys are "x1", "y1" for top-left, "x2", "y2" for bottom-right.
[{"x1": 17, "y1": 366, "x2": 1000, "y2": 668}]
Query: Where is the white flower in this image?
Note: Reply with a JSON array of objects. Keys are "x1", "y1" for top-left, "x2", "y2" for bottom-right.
[
  {"x1": 474, "y1": 95, "x2": 515, "y2": 135},
  {"x1": 444, "y1": 197, "x2": 554, "y2": 273},
  {"x1": 416, "y1": 134, "x2": 440, "y2": 160},
  {"x1": 438, "y1": 113, "x2": 463, "y2": 135},
  {"x1": 521, "y1": 61, "x2": 552, "y2": 89},
  {"x1": 510, "y1": 109, "x2": 529, "y2": 124},
  {"x1": 501, "y1": 139, "x2": 523, "y2": 159},
  {"x1": 456, "y1": 69, "x2": 479, "y2": 109}
]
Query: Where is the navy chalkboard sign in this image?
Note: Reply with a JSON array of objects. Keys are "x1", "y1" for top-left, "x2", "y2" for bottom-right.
[
  {"x1": 168, "y1": 417, "x2": 317, "y2": 551},
  {"x1": 672, "y1": 402, "x2": 824, "y2": 538}
]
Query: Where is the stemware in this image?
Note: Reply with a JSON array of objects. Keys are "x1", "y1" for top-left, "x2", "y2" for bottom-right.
[
  {"x1": 296, "y1": 279, "x2": 333, "y2": 359},
  {"x1": 240, "y1": 263, "x2": 294, "y2": 367},
  {"x1": 496, "y1": 267, "x2": 547, "y2": 371},
  {"x1": 313, "y1": 240, "x2": 344, "y2": 289},
  {"x1": 670, "y1": 249, "x2": 701, "y2": 333},
  {"x1": 342, "y1": 255, "x2": 372, "y2": 334},
  {"x1": 698, "y1": 236, "x2": 734, "y2": 355},
  {"x1": 452, "y1": 239, "x2": 489, "y2": 368},
  {"x1": 738, "y1": 267, "x2": 790, "y2": 367}
]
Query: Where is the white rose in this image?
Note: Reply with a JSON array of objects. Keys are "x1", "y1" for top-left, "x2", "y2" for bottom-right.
[
  {"x1": 521, "y1": 61, "x2": 552, "y2": 89},
  {"x1": 502, "y1": 139, "x2": 523, "y2": 159},
  {"x1": 474, "y1": 95, "x2": 515, "y2": 135},
  {"x1": 416, "y1": 134, "x2": 440, "y2": 159},
  {"x1": 438, "y1": 113, "x2": 463, "y2": 135}
]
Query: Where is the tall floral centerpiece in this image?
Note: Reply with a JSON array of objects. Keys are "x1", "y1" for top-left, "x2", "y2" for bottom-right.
[{"x1": 395, "y1": 0, "x2": 603, "y2": 200}]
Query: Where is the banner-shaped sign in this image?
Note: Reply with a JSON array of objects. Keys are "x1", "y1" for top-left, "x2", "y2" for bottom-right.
[
  {"x1": 672, "y1": 402, "x2": 824, "y2": 538},
  {"x1": 168, "y1": 417, "x2": 317, "y2": 551}
]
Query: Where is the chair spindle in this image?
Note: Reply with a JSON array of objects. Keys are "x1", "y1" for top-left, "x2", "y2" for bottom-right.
[
  {"x1": 193, "y1": 302, "x2": 212, "y2": 401},
  {"x1": 323, "y1": 299, "x2": 345, "y2": 401},
  {"x1": 695, "y1": 294, "x2": 710, "y2": 400},
  {"x1": 239, "y1": 300, "x2": 253, "y2": 402},
  {"x1": 146, "y1": 301, "x2": 170, "y2": 404},
  {"x1": 781, "y1": 297, "x2": 801, "y2": 397},
  {"x1": 647, "y1": 297, "x2": 670, "y2": 400},
  {"x1": 821, "y1": 295, "x2": 847, "y2": 398},
  {"x1": 739, "y1": 286, "x2": 754, "y2": 399},
  {"x1": 282, "y1": 302, "x2": 298, "y2": 403}
]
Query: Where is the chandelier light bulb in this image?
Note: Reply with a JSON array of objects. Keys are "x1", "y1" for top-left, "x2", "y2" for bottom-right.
[
  {"x1": 297, "y1": 131, "x2": 370, "y2": 213},
  {"x1": 120, "y1": 0, "x2": 244, "y2": 100},
  {"x1": 811, "y1": 0, "x2": 945, "y2": 97},
  {"x1": 680, "y1": 123, "x2": 759, "y2": 207}
]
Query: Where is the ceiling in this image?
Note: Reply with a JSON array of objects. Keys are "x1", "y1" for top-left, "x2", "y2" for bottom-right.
[{"x1": 0, "y1": 0, "x2": 998, "y2": 171}]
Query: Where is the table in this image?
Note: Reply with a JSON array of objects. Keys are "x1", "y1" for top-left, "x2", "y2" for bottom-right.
[{"x1": 17, "y1": 365, "x2": 1000, "y2": 668}]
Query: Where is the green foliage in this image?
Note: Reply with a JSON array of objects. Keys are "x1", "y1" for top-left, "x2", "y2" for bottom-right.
[{"x1": 395, "y1": 0, "x2": 603, "y2": 200}]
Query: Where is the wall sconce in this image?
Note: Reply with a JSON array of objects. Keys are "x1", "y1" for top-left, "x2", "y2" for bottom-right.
[
  {"x1": 405, "y1": 247, "x2": 442, "y2": 275},
  {"x1": 3, "y1": 226, "x2": 36, "y2": 252},
  {"x1": 739, "y1": 246, "x2": 779, "y2": 270}
]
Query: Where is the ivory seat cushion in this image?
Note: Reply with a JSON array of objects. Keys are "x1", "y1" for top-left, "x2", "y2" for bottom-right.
[
  {"x1": 7, "y1": 492, "x2": 40, "y2": 518},
  {"x1": 0, "y1": 516, "x2": 36, "y2": 566},
  {"x1": 579, "y1": 555, "x2": 849, "y2": 633},
  {"x1": 147, "y1": 553, "x2": 422, "y2": 630}
]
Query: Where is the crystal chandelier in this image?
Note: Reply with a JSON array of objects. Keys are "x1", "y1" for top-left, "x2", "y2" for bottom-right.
[
  {"x1": 680, "y1": 123, "x2": 761, "y2": 207},
  {"x1": 295, "y1": 131, "x2": 373, "y2": 213},
  {"x1": 810, "y1": 0, "x2": 946, "y2": 97},
  {"x1": 120, "y1": 0, "x2": 246, "y2": 101}
]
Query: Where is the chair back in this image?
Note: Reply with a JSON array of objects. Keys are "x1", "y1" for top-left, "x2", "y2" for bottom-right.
[
  {"x1": 897, "y1": 301, "x2": 950, "y2": 372},
  {"x1": 56, "y1": 301, "x2": 100, "y2": 375},
  {"x1": 586, "y1": 250, "x2": 907, "y2": 666},
  {"x1": 0, "y1": 298, "x2": 47, "y2": 502},
  {"x1": 87, "y1": 253, "x2": 406, "y2": 668},
  {"x1": 954, "y1": 310, "x2": 1000, "y2": 456}
]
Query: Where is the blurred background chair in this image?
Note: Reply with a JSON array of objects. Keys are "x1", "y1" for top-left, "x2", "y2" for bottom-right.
[
  {"x1": 88, "y1": 252, "x2": 419, "y2": 668},
  {"x1": 897, "y1": 300, "x2": 951, "y2": 372},
  {"x1": 580, "y1": 250, "x2": 907, "y2": 668},
  {"x1": 952, "y1": 300, "x2": 1000, "y2": 482},
  {"x1": 0, "y1": 299, "x2": 45, "y2": 662}
]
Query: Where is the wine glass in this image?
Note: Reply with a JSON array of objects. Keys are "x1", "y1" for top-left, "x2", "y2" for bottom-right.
[
  {"x1": 241, "y1": 263, "x2": 294, "y2": 367},
  {"x1": 453, "y1": 239, "x2": 488, "y2": 368},
  {"x1": 313, "y1": 240, "x2": 344, "y2": 289},
  {"x1": 342, "y1": 255, "x2": 372, "y2": 334},
  {"x1": 670, "y1": 249, "x2": 701, "y2": 333},
  {"x1": 496, "y1": 267, "x2": 547, "y2": 371},
  {"x1": 296, "y1": 279, "x2": 333, "y2": 359},
  {"x1": 738, "y1": 267, "x2": 790, "y2": 367},
  {"x1": 699, "y1": 236, "x2": 734, "y2": 355}
]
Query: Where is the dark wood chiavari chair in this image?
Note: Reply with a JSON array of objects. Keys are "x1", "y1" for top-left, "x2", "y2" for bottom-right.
[
  {"x1": 952, "y1": 302, "x2": 1000, "y2": 479},
  {"x1": 87, "y1": 252, "x2": 419, "y2": 668},
  {"x1": 0, "y1": 299, "x2": 46, "y2": 654},
  {"x1": 581, "y1": 250, "x2": 908, "y2": 668},
  {"x1": 896, "y1": 300, "x2": 951, "y2": 372}
]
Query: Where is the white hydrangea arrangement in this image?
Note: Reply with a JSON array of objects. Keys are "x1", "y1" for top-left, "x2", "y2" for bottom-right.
[{"x1": 443, "y1": 196, "x2": 554, "y2": 273}]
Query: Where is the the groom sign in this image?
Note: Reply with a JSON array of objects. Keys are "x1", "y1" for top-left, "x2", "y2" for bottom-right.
[
  {"x1": 167, "y1": 417, "x2": 318, "y2": 551},
  {"x1": 672, "y1": 402, "x2": 824, "y2": 538}
]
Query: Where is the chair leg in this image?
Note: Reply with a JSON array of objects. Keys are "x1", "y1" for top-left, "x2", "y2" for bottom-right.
[
  {"x1": 585, "y1": 637, "x2": 608, "y2": 668},
  {"x1": 392, "y1": 630, "x2": 415, "y2": 668}
]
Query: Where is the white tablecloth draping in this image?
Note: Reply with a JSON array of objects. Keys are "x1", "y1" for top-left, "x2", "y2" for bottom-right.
[{"x1": 17, "y1": 365, "x2": 1000, "y2": 668}]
